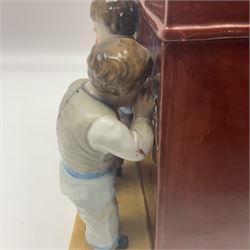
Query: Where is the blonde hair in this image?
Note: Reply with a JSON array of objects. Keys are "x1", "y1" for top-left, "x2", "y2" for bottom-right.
[
  {"x1": 87, "y1": 38, "x2": 152, "y2": 96},
  {"x1": 90, "y1": 0, "x2": 138, "y2": 37}
]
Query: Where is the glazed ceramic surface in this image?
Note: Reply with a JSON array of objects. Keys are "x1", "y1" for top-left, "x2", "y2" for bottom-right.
[{"x1": 138, "y1": 1, "x2": 249, "y2": 249}]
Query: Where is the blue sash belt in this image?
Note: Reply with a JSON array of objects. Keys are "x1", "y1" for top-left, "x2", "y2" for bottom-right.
[{"x1": 62, "y1": 161, "x2": 115, "y2": 179}]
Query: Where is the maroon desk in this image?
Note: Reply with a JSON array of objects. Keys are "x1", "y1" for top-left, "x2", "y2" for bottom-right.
[{"x1": 138, "y1": 1, "x2": 249, "y2": 249}]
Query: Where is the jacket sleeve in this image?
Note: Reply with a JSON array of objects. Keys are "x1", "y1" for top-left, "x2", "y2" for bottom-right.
[{"x1": 87, "y1": 115, "x2": 154, "y2": 161}]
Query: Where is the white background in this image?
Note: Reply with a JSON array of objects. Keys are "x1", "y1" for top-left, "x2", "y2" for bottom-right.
[{"x1": 1, "y1": 0, "x2": 95, "y2": 248}]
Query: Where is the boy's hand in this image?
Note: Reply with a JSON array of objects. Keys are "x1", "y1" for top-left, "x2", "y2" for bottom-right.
[{"x1": 134, "y1": 93, "x2": 155, "y2": 118}]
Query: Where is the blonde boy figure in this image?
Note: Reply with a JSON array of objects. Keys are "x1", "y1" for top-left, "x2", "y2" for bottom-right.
[
  {"x1": 90, "y1": 0, "x2": 139, "y2": 176},
  {"x1": 57, "y1": 38, "x2": 154, "y2": 250}
]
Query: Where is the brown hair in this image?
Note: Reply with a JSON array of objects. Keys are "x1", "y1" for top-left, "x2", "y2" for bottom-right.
[
  {"x1": 90, "y1": 0, "x2": 138, "y2": 37},
  {"x1": 87, "y1": 38, "x2": 152, "y2": 96}
]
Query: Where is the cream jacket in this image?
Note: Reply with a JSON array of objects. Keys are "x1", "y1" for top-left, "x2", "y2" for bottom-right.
[{"x1": 56, "y1": 79, "x2": 154, "y2": 173}]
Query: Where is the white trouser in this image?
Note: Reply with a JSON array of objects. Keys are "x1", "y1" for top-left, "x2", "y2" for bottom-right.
[{"x1": 59, "y1": 162, "x2": 119, "y2": 250}]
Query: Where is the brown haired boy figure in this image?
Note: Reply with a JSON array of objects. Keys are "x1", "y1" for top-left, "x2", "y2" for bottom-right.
[
  {"x1": 90, "y1": 0, "x2": 138, "y2": 42},
  {"x1": 90, "y1": 0, "x2": 139, "y2": 176},
  {"x1": 57, "y1": 38, "x2": 154, "y2": 250}
]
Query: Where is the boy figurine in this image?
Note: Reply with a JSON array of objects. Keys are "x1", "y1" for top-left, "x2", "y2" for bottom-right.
[
  {"x1": 90, "y1": 0, "x2": 139, "y2": 176},
  {"x1": 57, "y1": 38, "x2": 154, "y2": 250},
  {"x1": 90, "y1": 0, "x2": 138, "y2": 42}
]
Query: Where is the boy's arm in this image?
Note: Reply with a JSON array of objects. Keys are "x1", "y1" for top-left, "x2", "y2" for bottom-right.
[{"x1": 87, "y1": 115, "x2": 154, "y2": 161}]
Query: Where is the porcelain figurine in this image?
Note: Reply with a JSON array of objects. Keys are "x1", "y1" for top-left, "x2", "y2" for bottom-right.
[
  {"x1": 90, "y1": 0, "x2": 139, "y2": 176},
  {"x1": 90, "y1": 0, "x2": 138, "y2": 42},
  {"x1": 57, "y1": 38, "x2": 154, "y2": 250}
]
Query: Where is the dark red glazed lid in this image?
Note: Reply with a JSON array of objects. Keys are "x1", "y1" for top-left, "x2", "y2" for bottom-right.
[{"x1": 140, "y1": 0, "x2": 249, "y2": 41}]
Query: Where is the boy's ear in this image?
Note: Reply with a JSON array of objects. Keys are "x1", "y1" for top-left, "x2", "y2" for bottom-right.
[{"x1": 110, "y1": 23, "x2": 116, "y2": 33}]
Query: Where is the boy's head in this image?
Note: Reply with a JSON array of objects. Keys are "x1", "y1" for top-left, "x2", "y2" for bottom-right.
[
  {"x1": 90, "y1": 0, "x2": 138, "y2": 37},
  {"x1": 87, "y1": 38, "x2": 152, "y2": 105}
]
